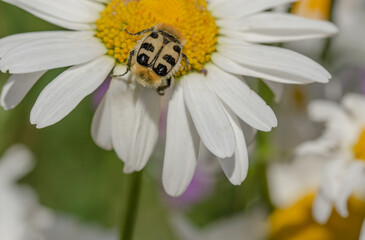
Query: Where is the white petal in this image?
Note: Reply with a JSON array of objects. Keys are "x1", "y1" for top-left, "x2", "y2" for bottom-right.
[
  {"x1": 335, "y1": 162, "x2": 365, "y2": 217},
  {"x1": 307, "y1": 100, "x2": 357, "y2": 144},
  {"x1": 240, "y1": 120, "x2": 257, "y2": 145},
  {"x1": 212, "y1": 51, "x2": 309, "y2": 85},
  {"x1": 30, "y1": 56, "x2": 115, "y2": 128},
  {"x1": 267, "y1": 156, "x2": 325, "y2": 208},
  {"x1": 295, "y1": 138, "x2": 334, "y2": 157},
  {"x1": 0, "y1": 35, "x2": 106, "y2": 74},
  {"x1": 1, "y1": 71, "x2": 46, "y2": 110},
  {"x1": 163, "y1": 83, "x2": 199, "y2": 196},
  {"x1": 0, "y1": 31, "x2": 95, "y2": 58},
  {"x1": 217, "y1": 13, "x2": 338, "y2": 43},
  {"x1": 91, "y1": 90, "x2": 112, "y2": 151},
  {"x1": 109, "y1": 77, "x2": 160, "y2": 172},
  {"x1": 211, "y1": 0, "x2": 296, "y2": 19},
  {"x1": 182, "y1": 73, "x2": 235, "y2": 158},
  {"x1": 123, "y1": 87, "x2": 160, "y2": 172},
  {"x1": 308, "y1": 100, "x2": 348, "y2": 122},
  {"x1": 0, "y1": 144, "x2": 33, "y2": 182},
  {"x1": 263, "y1": 80, "x2": 284, "y2": 102},
  {"x1": 361, "y1": 220, "x2": 365, "y2": 240},
  {"x1": 313, "y1": 191, "x2": 333, "y2": 224},
  {"x1": 313, "y1": 159, "x2": 346, "y2": 223},
  {"x1": 320, "y1": 160, "x2": 346, "y2": 201},
  {"x1": 2, "y1": 0, "x2": 103, "y2": 30},
  {"x1": 218, "y1": 107, "x2": 249, "y2": 185},
  {"x1": 206, "y1": 64, "x2": 277, "y2": 131},
  {"x1": 342, "y1": 94, "x2": 365, "y2": 122},
  {"x1": 108, "y1": 77, "x2": 135, "y2": 163},
  {"x1": 217, "y1": 43, "x2": 331, "y2": 84}
]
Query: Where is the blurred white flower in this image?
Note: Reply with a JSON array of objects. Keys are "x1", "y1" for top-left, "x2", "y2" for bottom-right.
[
  {"x1": 0, "y1": 144, "x2": 46, "y2": 240},
  {"x1": 0, "y1": 0, "x2": 336, "y2": 197},
  {"x1": 171, "y1": 210, "x2": 266, "y2": 240},
  {"x1": 0, "y1": 144, "x2": 116, "y2": 240},
  {"x1": 296, "y1": 94, "x2": 365, "y2": 224},
  {"x1": 41, "y1": 215, "x2": 116, "y2": 240},
  {"x1": 268, "y1": 143, "x2": 365, "y2": 240}
]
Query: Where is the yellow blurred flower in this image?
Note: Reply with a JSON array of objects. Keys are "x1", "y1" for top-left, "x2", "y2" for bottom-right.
[{"x1": 292, "y1": 0, "x2": 332, "y2": 20}]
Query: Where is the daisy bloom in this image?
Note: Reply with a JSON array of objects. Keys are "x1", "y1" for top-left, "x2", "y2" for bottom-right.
[
  {"x1": 267, "y1": 152, "x2": 365, "y2": 240},
  {"x1": 0, "y1": 0, "x2": 337, "y2": 196},
  {"x1": 294, "y1": 94, "x2": 365, "y2": 238}
]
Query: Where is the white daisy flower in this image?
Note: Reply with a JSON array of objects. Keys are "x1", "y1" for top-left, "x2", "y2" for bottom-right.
[
  {"x1": 0, "y1": 145, "x2": 116, "y2": 240},
  {"x1": 0, "y1": 144, "x2": 47, "y2": 240},
  {"x1": 0, "y1": 0, "x2": 337, "y2": 196},
  {"x1": 295, "y1": 94, "x2": 365, "y2": 227},
  {"x1": 267, "y1": 151, "x2": 365, "y2": 240}
]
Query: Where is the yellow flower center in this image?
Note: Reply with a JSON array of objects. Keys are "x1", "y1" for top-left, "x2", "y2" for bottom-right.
[
  {"x1": 96, "y1": 0, "x2": 218, "y2": 77},
  {"x1": 291, "y1": 0, "x2": 332, "y2": 20},
  {"x1": 269, "y1": 194, "x2": 365, "y2": 240},
  {"x1": 353, "y1": 129, "x2": 365, "y2": 161}
]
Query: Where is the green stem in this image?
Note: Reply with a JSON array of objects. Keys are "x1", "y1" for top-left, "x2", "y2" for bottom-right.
[
  {"x1": 255, "y1": 131, "x2": 275, "y2": 212},
  {"x1": 255, "y1": 80, "x2": 275, "y2": 211},
  {"x1": 119, "y1": 170, "x2": 144, "y2": 240}
]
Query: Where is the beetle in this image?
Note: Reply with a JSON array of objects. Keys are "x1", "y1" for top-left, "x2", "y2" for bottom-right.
[{"x1": 115, "y1": 23, "x2": 189, "y2": 95}]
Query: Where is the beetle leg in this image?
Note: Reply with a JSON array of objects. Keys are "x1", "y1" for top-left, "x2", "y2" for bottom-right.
[
  {"x1": 112, "y1": 50, "x2": 135, "y2": 78},
  {"x1": 157, "y1": 77, "x2": 172, "y2": 96},
  {"x1": 182, "y1": 53, "x2": 190, "y2": 70}
]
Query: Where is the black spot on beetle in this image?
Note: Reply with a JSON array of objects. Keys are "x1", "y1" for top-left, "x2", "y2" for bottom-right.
[
  {"x1": 153, "y1": 64, "x2": 168, "y2": 76},
  {"x1": 150, "y1": 32, "x2": 158, "y2": 39},
  {"x1": 141, "y1": 43, "x2": 154, "y2": 52},
  {"x1": 163, "y1": 37, "x2": 171, "y2": 44},
  {"x1": 163, "y1": 55, "x2": 176, "y2": 66},
  {"x1": 137, "y1": 53, "x2": 149, "y2": 66},
  {"x1": 173, "y1": 45, "x2": 181, "y2": 53}
]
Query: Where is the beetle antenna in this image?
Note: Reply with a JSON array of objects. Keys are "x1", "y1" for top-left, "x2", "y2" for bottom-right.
[{"x1": 125, "y1": 28, "x2": 153, "y2": 36}]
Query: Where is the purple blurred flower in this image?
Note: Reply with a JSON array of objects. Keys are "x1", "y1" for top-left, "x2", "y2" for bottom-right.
[
  {"x1": 163, "y1": 166, "x2": 215, "y2": 209},
  {"x1": 92, "y1": 77, "x2": 111, "y2": 109}
]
